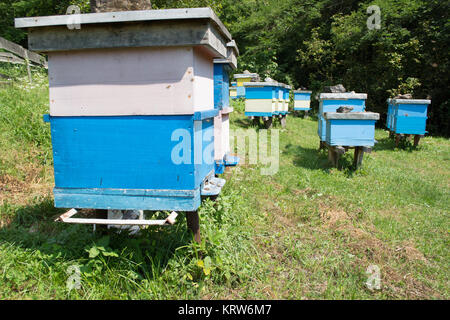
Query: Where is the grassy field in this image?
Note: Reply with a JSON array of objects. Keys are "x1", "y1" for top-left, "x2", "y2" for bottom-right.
[{"x1": 0, "y1": 65, "x2": 448, "y2": 299}]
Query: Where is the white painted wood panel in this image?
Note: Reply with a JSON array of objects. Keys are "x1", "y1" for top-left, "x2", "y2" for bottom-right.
[
  {"x1": 214, "y1": 111, "x2": 231, "y2": 161},
  {"x1": 193, "y1": 47, "x2": 214, "y2": 112},
  {"x1": 48, "y1": 46, "x2": 214, "y2": 116},
  {"x1": 221, "y1": 113, "x2": 230, "y2": 155},
  {"x1": 245, "y1": 100, "x2": 273, "y2": 113},
  {"x1": 214, "y1": 113, "x2": 224, "y2": 161},
  {"x1": 294, "y1": 100, "x2": 310, "y2": 108}
]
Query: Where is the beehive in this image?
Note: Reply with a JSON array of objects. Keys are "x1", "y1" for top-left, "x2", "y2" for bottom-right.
[
  {"x1": 276, "y1": 84, "x2": 285, "y2": 115},
  {"x1": 389, "y1": 99, "x2": 431, "y2": 135},
  {"x1": 282, "y1": 85, "x2": 291, "y2": 114},
  {"x1": 229, "y1": 82, "x2": 238, "y2": 99},
  {"x1": 16, "y1": 8, "x2": 233, "y2": 211},
  {"x1": 234, "y1": 72, "x2": 258, "y2": 98},
  {"x1": 324, "y1": 112, "x2": 380, "y2": 146},
  {"x1": 318, "y1": 93, "x2": 367, "y2": 142},
  {"x1": 213, "y1": 40, "x2": 239, "y2": 174},
  {"x1": 243, "y1": 82, "x2": 278, "y2": 117},
  {"x1": 293, "y1": 90, "x2": 312, "y2": 111}
]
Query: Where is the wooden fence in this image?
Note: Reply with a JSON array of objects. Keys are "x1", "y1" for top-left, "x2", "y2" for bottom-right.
[{"x1": 0, "y1": 36, "x2": 47, "y2": 83}]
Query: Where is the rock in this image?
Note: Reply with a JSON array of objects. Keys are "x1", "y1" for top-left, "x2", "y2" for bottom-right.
[
  {"x1": 394, "y1": 93, "x2": 413, "y2": 99},
  {"x1": 323, "y1": 84, "x2": 346, "y2": 93},
  {"x1": 336, "y1": 106, "x2": 354, "y2": 113},
  {"x1": 90, "y1": 0, "x2": 152, "y2": 13}
]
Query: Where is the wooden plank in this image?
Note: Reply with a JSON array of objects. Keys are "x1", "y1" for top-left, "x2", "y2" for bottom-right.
[
  {"x1": 0, "y1": 55, "x2": 25, "y2": 65},
  {"x1": 0, "y1": 36, "x2": 47, "y2": 67},
  {"x1": 15, "y1": 7, "x2": 232, "y2": 41},
  {"x1": 414, "y1": 135, "x2": 422, "y2": 147},
  {"x1": 328, "y1": 148, "x2": 340, "y2": 167},
  {"x1": 353, "y1": 147, "x2": 365, "y2": 168},
  {"x1": 186, "y1": 211, "x2": 201, "y2": 243},
  {"x1": 25, "y1": 21, "x2": 227, "y2": 58},
  {"x1": 48, "y1": 47, "x2": 214, "y2": 116},
  {"x1": 332, "y1": 145, "x2": 346, "y2": 154}
]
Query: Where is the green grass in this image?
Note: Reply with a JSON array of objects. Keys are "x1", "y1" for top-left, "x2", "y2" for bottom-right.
[{"x1": 0, "y1": 67, "x2": 448, "y2": 299}]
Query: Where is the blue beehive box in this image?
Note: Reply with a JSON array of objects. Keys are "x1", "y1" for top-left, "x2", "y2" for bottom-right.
[
  {"x1": 229, "y1": 82, "x2": 238, "y2": 99},
  {"x1": 214, "y1": 40, "x2": 239, "y2": 174},
  {"x1": 282, "y1": 85, "x2": 291, "y2": 115},
  {"x1": 293, "y1": 90, "x2": 312, "y2": 111},
  {"x1": 386, "y1": 99, "x2": 394, "y2": 131},
  {"x1": 234, "y1": 72, "x2": 259, "y2": 98},
  {"x1": 389, "y1": 99, "x2": 431, "y2": 135},
  {"x1": 17, "y1": 8, "x2": 233, "y2": 211},
  {"x1": 318, "y1": 93, "x2": 367, "y2": 142},
  {"x1": 324, "y1": 112, "x2": 380, "y2": 146},
  {"x1": 276, "y1": 85, "x2": 284, "y2": 115},
  {"x1": 243, "y1": 81, "x2": 279, "y2": 117}
]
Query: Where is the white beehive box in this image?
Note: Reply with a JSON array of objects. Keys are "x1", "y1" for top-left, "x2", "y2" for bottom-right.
[{"x1": 16, "y1": 8, "x2": 232, "y2": 116}]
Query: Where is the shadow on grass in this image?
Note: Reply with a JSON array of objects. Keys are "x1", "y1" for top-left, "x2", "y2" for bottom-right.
[
  {"x1": 284, "y1": 143, "x2": 367, "y2": 176},
  {"x1": 374, "y1": 137, "x2": 421, "y2": 152},
  {"x1": 284, "y1": 143, "x2": 329, "y2": 172},
  {"x1": 232, "y1": 116, "x2": 286, "y2": 130},
  {"x1": 0, "y1": 197, "x2": 195, "y2": 280}
]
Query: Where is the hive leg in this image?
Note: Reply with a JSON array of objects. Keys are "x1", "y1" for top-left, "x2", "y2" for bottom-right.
[
  {"x1": 395, "y1": 134, "x2": 401, "y2": 148},
  {"x1": 353, "y1": 147, "x2": 365, "y2": 169},
  {"x1": 304, "y1": 110, "x2": 309, "y2": 118},
  {"x1": 186, "y1": 211, "x2": 201, "y2": 244},
  {"x1": 318, "y1": 141, "x2": 323, "y2": 151},
  {"x1": 263, "y1": 117, "x2": 273, "y2": 129},
  {"x1": 327, "y1": 148, "x2": 340, "y2": 167},
  {"x1": 413, "y1": 135, "x2": 421, "y2": 147},
  {"x1": 280, "y1": 115, "x2": 287, "y2": 128}
]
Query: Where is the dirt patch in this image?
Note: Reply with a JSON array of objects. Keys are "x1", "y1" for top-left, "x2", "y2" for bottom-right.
[
  {"x1": 322, "y1": 209, "x2": 351, "y2": 226},
  {"x1": 319, "y1": 205, "x2": 439, "y2": 298},
  {"x1": 0, "y1": 174, "x2": 28, "y2": 194},
  {"x1": 396, "y1": 241, "x2": 428, "y2": 262}
]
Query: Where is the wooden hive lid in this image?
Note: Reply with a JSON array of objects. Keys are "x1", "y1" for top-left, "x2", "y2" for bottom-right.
[
  {"x1": 323, "y1": 112, "x2": 380, "y2": 120},
  {"x1": 213, "y1": 40, "x2": 239, "y2": 69},
  {"x1": 319, "y1": 93, "x2": 368, "y2": 100},
  {"x1": 15, "y1": 8, "x2": 232, "y2": 58}
]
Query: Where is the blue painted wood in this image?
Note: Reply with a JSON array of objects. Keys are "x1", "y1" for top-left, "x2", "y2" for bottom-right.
[
  {"x1": 214, "y1": 63, "x2": 231, "y2": 110},
  {"x1": 236, "y1": 86, "x2": 245, "y2": 97},
  {"x1": 54, "y1": 187, "x2": 201, "y2": 211},
  {"x1": 277, "y1": 86, "x2": 283, "y2": 101},
  {"x1": 224, "y1": 154, "x2": 239, "y2": 166},
  {"x1": 386, "y1": 99, "x2": 394, "y2": 130},
  {"x1": 244, "y1": 112, "x2": 273, "y2": 117},
  {"x1": 294, "y1": 92, "x2": 311, "y2": 101},
  {"x1": 214, "y1": 160, "x2": 225, "y2": 174},
  {"x1": 391, "y1": 101, "x2": 430, "y2": 135},
  {"x1": 283, "y1": 87, "x2": 290, "y2": 100},
  {"x1": 318, "y1": 98, "x2": 366, "y2": 141},
  {"x1": 245, "y1": 86, "x2": 275, "y2": 100},
  {"x1": 325, "y1": 119, "x2": 377, "y2": 146},
  {"x1": 46, "y1": 114, "x2": 215, "y2": 210},
  {"x1": 193, "y1": 109, "x2": 219, "y2": 120}
]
